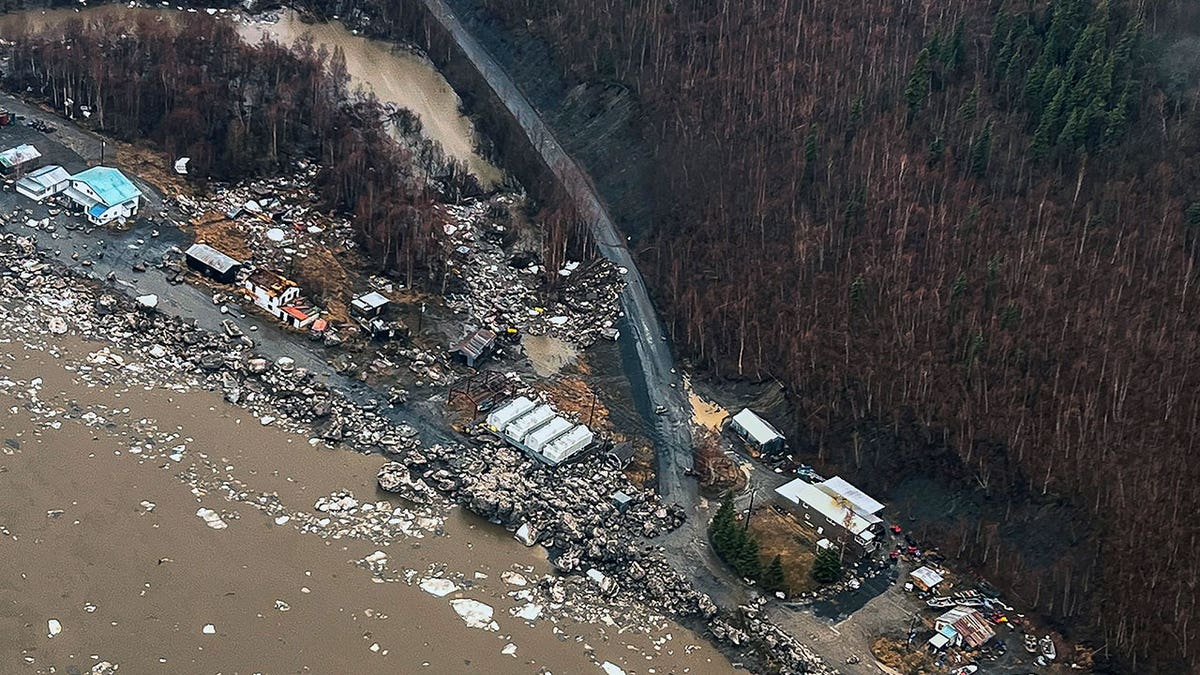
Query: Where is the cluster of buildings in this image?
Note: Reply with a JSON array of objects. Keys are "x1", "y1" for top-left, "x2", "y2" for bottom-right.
[
  {"x1": 486, "y1": 396, "x2": 594, "y2": 466},
  {"x1": 3, "y1": 143, "x2": 143, "y2": 226}
]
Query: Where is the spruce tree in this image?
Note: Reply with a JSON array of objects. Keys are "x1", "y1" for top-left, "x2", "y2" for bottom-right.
[
  {"x1": 812, "y1": 548, "x2": 842, "y2": 584},
  {"x1": 762, "y1": 554, "x2": 786, "y2": 593}
]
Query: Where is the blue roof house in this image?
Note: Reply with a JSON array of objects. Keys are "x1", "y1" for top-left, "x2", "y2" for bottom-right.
[{"x1": 65, "y1": 166, "x2": 143, "y2": 225}]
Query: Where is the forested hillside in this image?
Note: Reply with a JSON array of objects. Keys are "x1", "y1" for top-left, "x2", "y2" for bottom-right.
[
  {"x1": 478, "y1": 0, "x2": 1200, "y2": 671},
  {"x1": 1, "y1": 12, "x2": 446, "y2": 273}
]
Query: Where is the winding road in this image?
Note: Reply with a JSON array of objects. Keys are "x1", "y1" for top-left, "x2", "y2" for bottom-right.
[{"x1": 416, "y1": 0, "x2": 698, "y2": 503}]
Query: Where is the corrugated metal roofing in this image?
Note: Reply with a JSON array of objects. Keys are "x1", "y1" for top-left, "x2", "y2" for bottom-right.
[
  {"x1": 454, "y1": 328, "x2": 497, "y2": 359},
  {"x1": 186, "y1": 243, "x2": 241, "y2": 274},
  {"x1": 775, "y1": 478, "x2": 876, "y2": 536},
  {"x1": 71, "y1": 166, "x2": 141, "y2": 206},
  {"x1": 730, "y1": 408, "x2": 783, "y2": 446},
  {"x1": 525, "y1": 416, "x2": 573, "y2": 453},
  {"x1": 505, "y1": 404, "x2": 555, "y2": 442},
  {"x1": 821, "y1": 476, "x2": 885, "y2": 516},
  {"x1": 936, "y1": 607, "x2": 995, "y2": 649},
  {"x1": 21, "y1": 164, "x2": 70, "y2": 188}
]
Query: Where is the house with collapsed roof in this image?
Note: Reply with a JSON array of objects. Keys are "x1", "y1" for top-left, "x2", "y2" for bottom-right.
[
  {"x1": 928, "y1": 606, "x2": 995, "y2": 651},
  {"x1": 775, "y1": 475, "x2": 885, "y2": 557},
  {"x1": 453, "y1": 327, "x2": 497, "y2": 367},
  {"x1": 64, "y1": 166, "x2": 142, "y2": 225},
  {"x1": 243, "y1": 268, "x2": 317, "y2": 329},
  {"x1": 486, "y1": 396, "x2": 595, "y2": 466}
]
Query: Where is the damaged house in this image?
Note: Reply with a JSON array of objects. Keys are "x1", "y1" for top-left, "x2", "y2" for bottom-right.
[
  {"x1": 243, "y1": 268, "x2": 317, "y2": 329},
  {"x1": 0, "y1": 143, "x2": 41, "y2": 175},
  {"x1": 453, "y1": 327, "x2": 497, "y2": 368}
]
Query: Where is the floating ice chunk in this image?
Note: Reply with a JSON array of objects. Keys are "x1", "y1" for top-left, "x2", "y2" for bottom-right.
[
  {"x1": 202, "y1": 624, "x2": 216, "y2": 635},
  {"x1": 274, "y1": 600, "x2": 290, "y2": 612},
  {"x1": 419, "y1": 578, "x2": 457, "y2": 597},
  {"x1": 601, "y1": 662, "x2": 626, "y2": 675},
  {"x1": 450, "y1": 599, "x2": 497, "y2": 631},
  {"x1": 47, "y1": 619, "x2": 61, "y2": 638},
  {"x1": 501, "y1": 643, "x2": 517, "y2": 656},
  {"x1": 512, "y1": 603, "x2": 543, "y2": 622},
  {"x1": 501, "y1": 571, "x2": 528, "y2": 587},
  {"x1": 140, "y1": 500, "x2": 156, "y2": 512},
  {"x1": 363, "y1": 550, "x2": 387, "y2": 564},
  {"x1": 195, "y1": 507, "x2": 227, "y2": 530},
  {"x1": 274, "y1": 515, "x2": 290, "y2": 526}
]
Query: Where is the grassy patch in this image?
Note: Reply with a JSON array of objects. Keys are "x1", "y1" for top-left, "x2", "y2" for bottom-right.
[{"x1": 745, "y1": 505, "x2": 819, "y2": 594}]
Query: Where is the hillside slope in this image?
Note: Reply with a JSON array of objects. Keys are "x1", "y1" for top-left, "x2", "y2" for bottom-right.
[{"x1": 477, "y1": 0, "x2": 1200, "y2": 671}]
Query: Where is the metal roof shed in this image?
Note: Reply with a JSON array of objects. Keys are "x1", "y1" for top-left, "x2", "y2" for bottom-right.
[
  {"x1": 525, "y1": 416, "x2": 573, "y2": 453},
  {"x1": 15, "y1": 164, "x2": 69, "y2": 200},
  {"x1": 185, "y1": 243, "x2": 242, "y2": 283},
  {"x1": 505, "y1": 404, "x2": 555, "y2": 443},
  {"x1": 351, "y1": 291, "x2": 391, "y2": 317},
  {"x1": 729, "y1": 409, "x2": 784, "y2": 452},
  {"x1": 486, "y1": 396, "x2": 535, "y2": 431}
]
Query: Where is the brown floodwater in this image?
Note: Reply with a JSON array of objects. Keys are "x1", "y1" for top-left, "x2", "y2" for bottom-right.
[
  {"x1": 238, "y1": 10, "x2": 503, "y2": 186},
  {"x1": 0, "y1": 336, "x2": 732, "y2": 674},
  {"x1": 0, "y1": 6, "x2": 503, "y2": 186}
]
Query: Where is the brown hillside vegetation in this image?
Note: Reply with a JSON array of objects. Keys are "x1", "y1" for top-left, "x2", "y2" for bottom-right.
[{"x1": 479, "y1": 0, "x2": 1200, "y2": 671}]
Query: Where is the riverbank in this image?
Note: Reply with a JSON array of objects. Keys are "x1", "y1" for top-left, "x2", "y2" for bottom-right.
[{"x1": 0, "y1": 270, "x2": 731, "y2": 674}]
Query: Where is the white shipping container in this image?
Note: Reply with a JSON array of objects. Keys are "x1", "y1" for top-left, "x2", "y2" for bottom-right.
[
  {"x1": 525, "y1": 416, "x2": 573, "y2": 453},
  {"x1": 505, "y1": 404, "x2": 555, "y2": 442},
  {"x1": 486, "y1": 396, "x2": 535, "y2": 430}
]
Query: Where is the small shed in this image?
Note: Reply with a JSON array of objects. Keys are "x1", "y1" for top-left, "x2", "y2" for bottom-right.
[
  {"x1": 927, "y1": 625, "x2": 957, "y2": 651},
  {"x1": 612, "y1": 491, "x2": 633, "y2": 514},
  {"x1": 729, "y1": 408, "x2": 785, "y2": 453},
  {"x1": 910, "y1": 566, "x2": 945, "y2": 593},
  {"x1": 185, "y1": 243, "x2": 242, "y2": 283},
  {"x1": 351, "y1": 291, "x2": 391, "y2": 318},
  {"x1": 454, "y1": 328, "x2": 497, "y2": 368},
  {"x1": 0, "y1": 143, "x2": 41, "y2": 175}
]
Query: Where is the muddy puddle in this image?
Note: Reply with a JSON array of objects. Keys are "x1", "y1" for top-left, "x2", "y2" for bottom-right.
[
  {"x1": 0, "y1": 336, "x2": 729, "y2": 674},
  {"x1": 523, "y1": 333, "x2": 579, "y2": 378},
  {"x1": 239, "y1": 10, "x2": 503, "y2": 186}
]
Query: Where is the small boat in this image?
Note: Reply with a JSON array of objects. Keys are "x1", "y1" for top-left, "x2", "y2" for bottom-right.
[
  {"x1": 951, "y1": 666, "x2": 978, "y2": 675},
  {"x1": 1039, "y1": 635, "x2": 1057, "y2": 660},
  {"x1": 1024, "y1": 634, "x2": 1038, "y2": 653},
  {"x1": 926, "y1": 596, "x2": 957, "y2": 609}
]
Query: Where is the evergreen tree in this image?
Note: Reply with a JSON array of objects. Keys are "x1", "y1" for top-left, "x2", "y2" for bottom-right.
[
  {"x1": 812, "y1": 548, "x2": 842, "y2": 584},
  {"x1": 762, "y1": 554, "x2": 786, "y2": 593},
  {"x1": 739, "y1": 535, "x2": 762, "y2": 579},
  {"x1": 710, "y1": 494, "x2": 736, "y2": 556},
  {"x1": 904, "y1": 48, "x2": 932, "y2": 117},
  {"x1": 971, "y1": 120, "x2": 993, "y2": 178}
]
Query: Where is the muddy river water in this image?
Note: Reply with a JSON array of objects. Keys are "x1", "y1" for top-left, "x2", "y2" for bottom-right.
[{"x1": 0, "y1": 333, "x2": 731, "y2": 673}]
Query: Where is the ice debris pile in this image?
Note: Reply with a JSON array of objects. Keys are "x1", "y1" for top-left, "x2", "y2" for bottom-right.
[{"x1": 439, "y1": 199, "x2": 625, "y2": 348}]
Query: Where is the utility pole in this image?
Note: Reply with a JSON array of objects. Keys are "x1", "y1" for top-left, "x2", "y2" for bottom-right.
[
  {"x1": 99, "y1": 140, "x2": 105, "y2": 166},
  {"x1": 744, "y1": 488, "x2": 757, "y2": 532},
  {"x1": 588, "y1": 390, "x2": 598, "y2": 426}
]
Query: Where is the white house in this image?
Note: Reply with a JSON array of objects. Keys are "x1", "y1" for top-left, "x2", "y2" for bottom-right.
[
  {"x1": 775, "y1": 476, "x2": 885, "y2": 556},
  {"x1": 242, "y1": 268, "x2": 316, "y2": 329},
  {"x1": 64, "y1": 166, "x2": 142, "y2": 225},
  {"x1": 16, "y1": 165, "x2": 71, "y2": 201}
]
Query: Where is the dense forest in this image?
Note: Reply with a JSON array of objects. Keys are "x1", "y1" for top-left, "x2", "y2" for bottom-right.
[
  {"x1": 0, "y1": 12, "x2": 444, "y2": 274},
  {"x1": 474, "y1": 0, "x2": 1200, "y2": 671}
]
